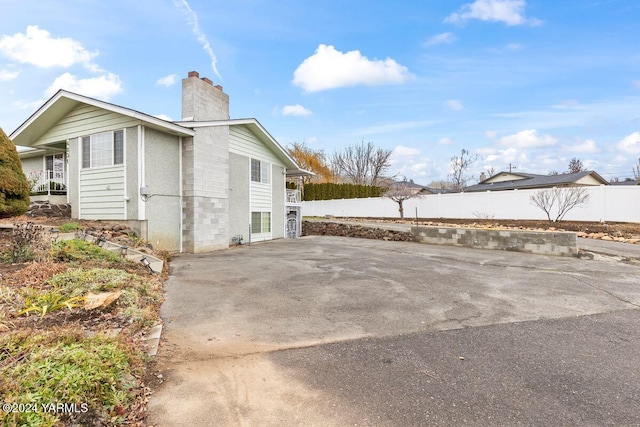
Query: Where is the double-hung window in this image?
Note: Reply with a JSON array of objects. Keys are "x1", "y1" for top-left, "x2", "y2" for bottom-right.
[
  {"x1": 250, "y1": 159, "x2": 270, "y2": 184},
  {"x1": 82, "y1": 130, "x2": 124, "y2": 169},
  {"x1": 251, "y1": 212, "x2": 271, "y2": 234}
]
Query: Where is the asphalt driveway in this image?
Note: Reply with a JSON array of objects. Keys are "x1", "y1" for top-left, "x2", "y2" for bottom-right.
[{"x1": 148, "y1": 236, "x2": 640, "y2": 426}]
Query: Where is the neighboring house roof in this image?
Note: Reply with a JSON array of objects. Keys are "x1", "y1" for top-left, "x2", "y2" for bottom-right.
[
  {"x1": 464, "y1": 170, "x2": 609, "y2": 192},
  {"x1": 10, "y1": 90, "x2": 195, "y2": 148},
  {"x1": 610, "y1": 179, "x2": 639, "y2": 186}
]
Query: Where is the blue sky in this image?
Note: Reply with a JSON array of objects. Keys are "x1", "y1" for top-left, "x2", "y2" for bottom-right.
[{"x1": 1, "y1": 0, "x2": 639, "y2": 183}]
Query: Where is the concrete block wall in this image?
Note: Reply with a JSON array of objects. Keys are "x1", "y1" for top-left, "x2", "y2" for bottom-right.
[
  {"x1": 410, "y1": 226, "x2": 577, "y2": 256},
  {"x1": 180, "y1": 72, "x2": 231, "y2": 252}
]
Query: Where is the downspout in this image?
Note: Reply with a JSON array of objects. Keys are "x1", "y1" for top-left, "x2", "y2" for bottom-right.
[{"x1": 179, "y1": 136, "x2": 183, "y2": 253}]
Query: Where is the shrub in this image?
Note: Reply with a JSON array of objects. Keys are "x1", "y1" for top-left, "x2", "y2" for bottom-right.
[
  {"x1": 50, "y1": 239, "x2": 124, "y2": 264},
  {"x1": 58, "y1": 222, "x2": 83, "y2": 233},
  {"x1": 0, "y1": 128, "x2": 30, "y2": 218}
]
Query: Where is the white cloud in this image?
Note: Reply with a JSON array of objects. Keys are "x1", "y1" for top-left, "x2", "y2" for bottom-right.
[
  {"x1": 500, "y1": 129, "x2": 557, "y2": 148},
  {"x1": 438, "y1": 137, "x2": 454, "y2": 145},
  {"x1": 0, "y1": 25, "x2": 98, "y2": 69},
  {"x1": 424, "y1": 32, "x2": 457, "y2": 46},
  {"x1": 445, "y1": 99, "x2": 464, "y2": 111},
  {"x1": 45, "y1": 72, "x2": 123, "y2": 100},
  {"x1": 445, "y1": 0, "x2": 539, "y2": 26},
  {"x1": 0, "y1": 69, "x2": 19, "y2": 81},
  {"x1": 485, "y1": 130, "x2": 497, "y2": 139},
  {"x1": 617, "y1": 131, "x2": 640, "y2": 154},
  {"x1": 354, "y1": 120, "x2": 437, "y2": 136},
  {"x1": 292, "y1": 44, "x2": 412, "y2": 92},
  {"x1": 156, "y1": 74, "x2": 179, "y2": 87},
  {"x1": 282, "y1": 104, "x2": 312, "y2": 116},
  {"x1": 173, "y1": 0, "x2": 222, "y2": 81},
  {"x1": 392, "y1": 145, "x2": 421, "y2": 158},
  {"x1": 564, "y1": 139, "x2": 599, "y2": 154}
]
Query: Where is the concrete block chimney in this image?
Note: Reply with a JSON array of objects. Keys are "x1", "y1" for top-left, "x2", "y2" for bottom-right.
[
  {"x1": 182, "y1": 70, "x2": 229, "y2": 121},
  {"x1": 180, "y1": 71, "x2": 230, "y2": 252}
]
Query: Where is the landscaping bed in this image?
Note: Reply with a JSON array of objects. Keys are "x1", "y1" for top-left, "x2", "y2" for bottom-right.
[{"x1": 0, "y1": 220, "x2": 167, "y2": 426}]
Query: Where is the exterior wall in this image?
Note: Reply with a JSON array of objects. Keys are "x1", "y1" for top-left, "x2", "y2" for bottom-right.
[
  {"x1": 230, "y1": 125, "x2": 289, "y2": 243},
  {"x1": 20, "y1": 156, "x2": 43, "y2": 182},
  {"x1": 181, "y1": 126, "x2": 230, "y2": 252},
  {"x1": 68, "y1": 137, "x2": 80, "y2": 218},
  {"x1": 33, "y1": 104, "x2": 139, "y2": 147},
  {"x1": 229, "y1": 152, "x2": 250, "y2": 242},
  {"x1": 125, "y1": 126, "x2": 139, "y2": 220},
  {"x1": 272, "y1": 165, "x2": 285, "y2": 239},
  {"x1": 575, "y1": 175, "x2": 604, "y2": 185},
  {"x1": 301, "y1": 186, "x2": 640, "y2": 223},
  {"x1": 79, "y1": 165, "x2": 126, "y2": 219},
  {"x1": 486, "y1": 173, "x2": 527, "y2": 183},
  {"x1": 143, "y1": 127, "x2": 181, "y2": 251}
]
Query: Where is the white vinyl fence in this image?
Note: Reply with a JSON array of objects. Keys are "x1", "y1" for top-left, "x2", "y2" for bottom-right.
[{"x1": 301, "y1": 185, "x2": 640, "y2": 223}]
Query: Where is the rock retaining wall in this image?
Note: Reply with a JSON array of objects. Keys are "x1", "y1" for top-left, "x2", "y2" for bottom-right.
[
  {"x1": 411, "y1": 226, "x2": 577, "y2": 257},
  {"x1": 303, "y1": 221, "x2": 578, "y2": 256},
  {"x1": 27, "y1": 201, "x2": 71, "y2": 218},
  {"x1": 302, "y1": 221, "x2": 412, "y2": 241}
]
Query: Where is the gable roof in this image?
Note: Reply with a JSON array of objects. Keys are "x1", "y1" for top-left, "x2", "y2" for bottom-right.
[
  {"x1": 10, "y1": 90, "x2": 195, "y2": 147},
  {"x1": 464, "y1": 170, "x2": 609, "y2": 192},
  {"x1": 175, "y1": 118, "x2": 311, "y2": 175}
]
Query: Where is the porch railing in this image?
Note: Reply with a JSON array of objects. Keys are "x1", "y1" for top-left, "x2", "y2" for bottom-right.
[
  {"x1": 286, "y1": 189, "x2": 301, "y2": 204},
  {"x1": 29, "y1": 170, "x2": 67, "y2": 196}
]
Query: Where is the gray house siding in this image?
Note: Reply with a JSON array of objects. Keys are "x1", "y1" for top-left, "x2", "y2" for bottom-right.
[
  {"x1": 125, "y1": 126, "x2": 139, "y2": 220},
  {"x1": 67, "y1": 137, "x2": 80, "y2": 218},
  {"x1": 229, "y1": 152, "x2": 250, "y2": 243},
  {"x1": 143, "y1": 127, "x2": 181, "y2": 251}
]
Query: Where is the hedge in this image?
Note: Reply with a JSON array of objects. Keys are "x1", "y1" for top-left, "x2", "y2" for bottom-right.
[{"x1": 303, "y1": 183, "x2": 383, "y2": 201}]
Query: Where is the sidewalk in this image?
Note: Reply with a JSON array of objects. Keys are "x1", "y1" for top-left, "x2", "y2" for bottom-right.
[{"x1": 305, "y1": 218, "x2": 640, "y2": 259}]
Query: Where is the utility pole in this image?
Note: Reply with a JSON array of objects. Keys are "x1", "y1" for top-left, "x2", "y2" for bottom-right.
[{"x1": 508, "y1": 163, "x2": 517, "y2": 173}]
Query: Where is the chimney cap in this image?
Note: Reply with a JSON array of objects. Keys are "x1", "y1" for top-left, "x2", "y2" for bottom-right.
[
  {"x1": 188, "y1": 71, "x2": 200, "y2": 78},
  {"x1": 201, "y1": 77, "x2": 213, "y2": 85},
  {"x1": 214, "y1": 84, "x2": 223, "y2": 91}
]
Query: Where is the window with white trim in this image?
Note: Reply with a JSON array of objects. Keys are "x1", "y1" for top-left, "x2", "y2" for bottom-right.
[
  {"x1": 250, "y1": 159, "x2": 270, "y2": 184},
  {"x1": 82, "y1": 130, "x2": 124, "y2": 169},
  {"x1": 251, "y1": 211, "x2": 271, "y2": 234}
]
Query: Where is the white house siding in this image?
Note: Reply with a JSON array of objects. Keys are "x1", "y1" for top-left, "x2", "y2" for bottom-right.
[
  {"x1": 33, "y1": 104, "x2": 139, "y2": 147},
  {"x1": 79, "y1": 166, "x2": 125, "y2": 219},
  {"x1": 230, "y1": 125, "x2": 288, "y2": 243}
]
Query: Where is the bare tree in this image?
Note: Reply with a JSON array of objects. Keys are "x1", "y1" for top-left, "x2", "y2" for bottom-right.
[
  {"x1": 530, "y1": 186, "x2": 591, "y2": 223},
  {"x1": 485, "y1": 166, "x2": 496, "y2": 178},
  {"x1": 448, "y1": 148, "x2": 479, "y2": 191},
  {"x1": 567, "y1": 158, "x2": 586, "y2": 174},
  {"x1": 331, "y1": 141, "x2": 392, "y2": 186},
  {"x1": 633, "y1": 158, "x2": 640, "y2": 180},
  {"x1": 384, "y1": 181, "x2": 422, "y2": 219}
]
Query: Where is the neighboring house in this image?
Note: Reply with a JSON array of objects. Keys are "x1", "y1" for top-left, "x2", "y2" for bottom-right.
[
  {"x1": 12, "y1": 71, "x2": 309, "y2": 253},
  {"x1": 464, "y1": 170, "x2": 609, "y2": 192},
  {"x1": 384, "y1": 179, "x2": 453, "y2": 195},
  {"x1": 610, "y1": 179, "x2": 639, "y2": 186}
]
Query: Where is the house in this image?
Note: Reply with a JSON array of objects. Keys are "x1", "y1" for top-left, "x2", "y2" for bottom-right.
[
  {"x1": 464, "y1": 170, "x2": 609, "y2": 192},
  {"x1": 12, "y1": 71, "x2": 309, "y2": 253}
]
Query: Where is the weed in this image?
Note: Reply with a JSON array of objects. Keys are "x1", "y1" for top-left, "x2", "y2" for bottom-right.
[
  {"x1": 51, "y1": 239, "x2": 124, "y2": 264},
  {"x1": 19, "y1": 290, "x2": 85, "y2": 319},
  {"x1": 58, "y1": 222, "x2": 83, "y2": 233},
  {"x1": 0, "y1": 328, "x2": 144, "y2": 426},
  {"x1": 2, "y1": 222, "x2": 49, "y2": 263}
]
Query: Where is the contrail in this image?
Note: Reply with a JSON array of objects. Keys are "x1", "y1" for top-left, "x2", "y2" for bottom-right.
[{"x1": 173, "y1": 0, "x2": 222, "y2": 81}]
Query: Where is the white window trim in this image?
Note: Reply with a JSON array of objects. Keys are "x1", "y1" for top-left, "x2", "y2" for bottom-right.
[{"x1": 81, "y1": 129, "x2": 124, "y2": 170}]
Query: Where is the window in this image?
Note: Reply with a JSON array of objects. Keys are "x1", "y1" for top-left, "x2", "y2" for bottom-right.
[
  {"x1": 82, "y1": 130, "x2": 124, "y2": 168},
  {"x1": 251, "y1": 211, "x2": 271, "y2": 234},
  {"x1": 250, "y1": 159, "x2": 270, "y2": 184}
]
